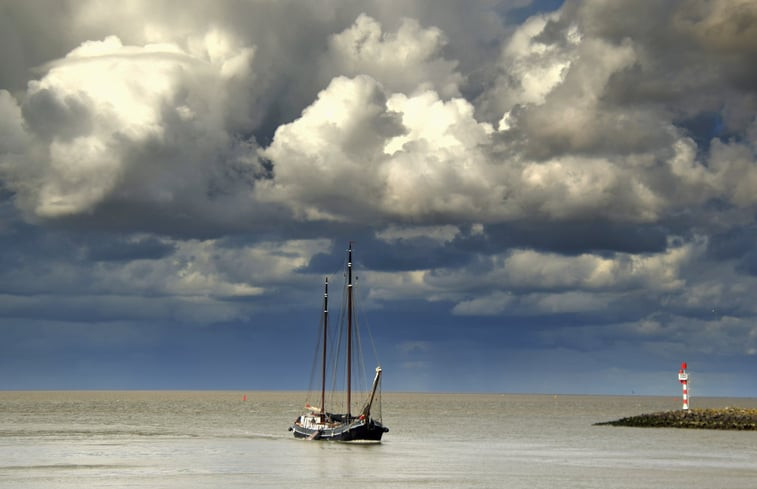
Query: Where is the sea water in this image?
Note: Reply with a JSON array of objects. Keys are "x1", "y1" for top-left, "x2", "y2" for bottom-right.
[{"x1": 1, "y1": 391, "x2": 755, "y2": 488}]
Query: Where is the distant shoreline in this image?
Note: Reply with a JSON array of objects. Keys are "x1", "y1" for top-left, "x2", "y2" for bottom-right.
[
  {"x1": 1, "y1": 390, "x2": 757, "y2": 398},
  {"x1": 596, "y1": 408, "x2": 757, "y2": 430}
]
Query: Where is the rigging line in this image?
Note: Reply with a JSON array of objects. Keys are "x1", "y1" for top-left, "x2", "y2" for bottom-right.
[
  {"x1": 354, "y1": 282, "x2": 381, "y2": 367},
  {"x1": 329, "y1": 293, "x2": 345, "y2": 412},
  {"x1": 327, "y1": 272, "x2": 349, "y2": 413},
  {"x1": 353, "y1": 279, "x2": 369, "y2": 388},
  {"x1": 354, "y1": 284, "x2": 383, "y2": 421},
  {"x1": 305, "y1": 298, "x2": 327, "y2": 404},
  {"x1": 353, "y1": 281, "x2": 370, "y2": 395},
  {"x1": 353, "y1": 279, "x2": 383, "y2": 421},
  {"x1": 353, "y1": 311, "x2": 368, "y2": 396}
]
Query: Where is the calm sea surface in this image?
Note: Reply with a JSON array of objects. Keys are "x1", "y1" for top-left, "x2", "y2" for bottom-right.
[{"x1": 1, "y1": 391, "x2": 755, "y2": 488}]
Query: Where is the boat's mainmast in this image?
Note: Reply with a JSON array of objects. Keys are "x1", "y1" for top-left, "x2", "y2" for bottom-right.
[
  {"x1": 346, "y1": 242, "x2": 353, "y2": 419},
  {"x1": 321, "y1": 277, "x2": 328, "y2": 415}
]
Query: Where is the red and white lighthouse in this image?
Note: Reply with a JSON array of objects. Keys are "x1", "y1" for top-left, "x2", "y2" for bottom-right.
[{"x1": 677, "y1": 362, "x2": 689, "y2": 410}]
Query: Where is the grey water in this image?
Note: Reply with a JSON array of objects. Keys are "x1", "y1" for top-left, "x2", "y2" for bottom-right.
[{"x1": 1, "y1": 391, "x2": 755, "y2": 488}]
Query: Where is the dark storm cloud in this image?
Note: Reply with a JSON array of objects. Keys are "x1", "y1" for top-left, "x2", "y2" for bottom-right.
[
  {"x1": 302, "y1": 231, "x2": 474, "y2": 274},
  {"x1": 484, "y1": 221, "x2": 669, "y2": 255},
  {"x1": 572, "y1": 0, "x2": 757, "y2": 133},
  {"x1": 0, "y1": 1, "x2": 83, "y2": 91},
  {"x1": 707, "y1": 227, "x2": 757, "y2": 261},
  {"x1": 707, "y1": 226, "x2": 757, "y2": 277},
  {"x1": 84, "y1": 235, "x2": 177, "y2": 262}
]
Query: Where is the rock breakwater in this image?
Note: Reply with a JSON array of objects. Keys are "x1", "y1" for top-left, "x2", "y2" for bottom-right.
[{"x1": 596, "y1": 408, "x2": 757, "y2": 430}]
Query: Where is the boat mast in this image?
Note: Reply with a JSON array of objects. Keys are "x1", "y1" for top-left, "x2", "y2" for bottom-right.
[
  {"x1": 346, "y1": 242, "x2": 353, "y2": 419},
  {"x1": 321, "y1": 277, "x2": 328, "y2": 415}
]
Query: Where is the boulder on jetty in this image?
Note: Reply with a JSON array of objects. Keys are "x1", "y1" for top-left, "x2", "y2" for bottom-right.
[{"x1": 596, "y1": 408, "x2": 757, "y2": 430}]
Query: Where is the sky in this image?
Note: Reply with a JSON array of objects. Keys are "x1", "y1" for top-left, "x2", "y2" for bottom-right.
[{"x1": 1, "y1": 0, "x2": 756, "y2": 397}]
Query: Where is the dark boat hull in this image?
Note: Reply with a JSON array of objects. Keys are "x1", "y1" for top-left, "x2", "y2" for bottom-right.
[{"x1": 291, "y1": 418, "x2": 388, "y2": 441}]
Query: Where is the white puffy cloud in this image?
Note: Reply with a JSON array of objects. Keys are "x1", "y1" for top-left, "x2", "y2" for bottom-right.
[
  {"x1": 499, "y1": 243, "x2": 693, "y2": 291},
  {"x1": 380, "y1": 90, "x2": 499, "y2": 219},
  {"x1": 0, "y1": 234, "x2": 332, "y2": 325},
  {"x1": 3, "y1": 1, "x2": 756, "y2": 233},
  {"x1": 260, "y1": 74, "x2": 504, "y2": 223},
  {"x1": 2, "y1": 32, "x2": 259, "y2": 222},
  {"x1": 485, "y1": 3, "x2": 680, "y2": 163},
  {"x1": 453, "y1": 289, "x2": 612, "y2": 316},
  {"x1": 327, "y1": 13, "x2": 463, "y2": 97},
  {"x1": 515, "y1": 155, "x2": 663, "y2": 221},
  {"x1": 258, "y1": 75, "x2": 401, "y2": 221},
  {"x1": 483, "y1": 12, "x2": 577, "y2": 121},
  {"x1": 375, "y1": 224, "x2": 460, "y2": 244},
  {"x1": 354, "y1": 234, "x2": 704, "y2": 318},
  {"x1": 452, "y1": 291, "x2": 514, "y2": 316},
  {"x1": 256, "y1": 2, "x2": 757, "y2": 231},
  {"x1": 447, "y1": 238, "x2": 700, "y2": 316}
]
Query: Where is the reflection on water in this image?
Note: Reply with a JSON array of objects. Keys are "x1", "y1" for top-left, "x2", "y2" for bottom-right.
[{"x1": 1, "y1": 391, "x2": 756, "y2": 488}]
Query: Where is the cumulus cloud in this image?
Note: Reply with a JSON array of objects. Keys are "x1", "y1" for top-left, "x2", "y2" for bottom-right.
[
  {"x1": 481, "y1": 11, "x2": 577, "y2": 121},
  {"x1": 446, "y1": 237, "x2": 698, "y2": 316},
  {"x1": 1, "y1": 31, "x2": 264, "y2": 225},
  {"x1": 0, "y1": 229, "x2": 332, "y2": 326},
  {"x1": 256, "y1": 1, "x2": 757, "y2": 231},
  {"x1": 375, "y1": 224, "x2": 460, "y2": 244},
  {"x1": 4, "y1": 0, "x2": 755, "y2": 232},
  {"x1": 327, "y1": 13, "x2": 464, "y2": 97},
  {"x1": 258, "y1": 75, "x2": 403, "y2": 222},
  {"x1": 542, "y1": 313, "x2": 757, "y2": 358}
]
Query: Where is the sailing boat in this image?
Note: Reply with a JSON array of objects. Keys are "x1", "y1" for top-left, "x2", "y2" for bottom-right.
[{"x1": 289, "y1": 243, "x2": 389, "y2": 441}]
